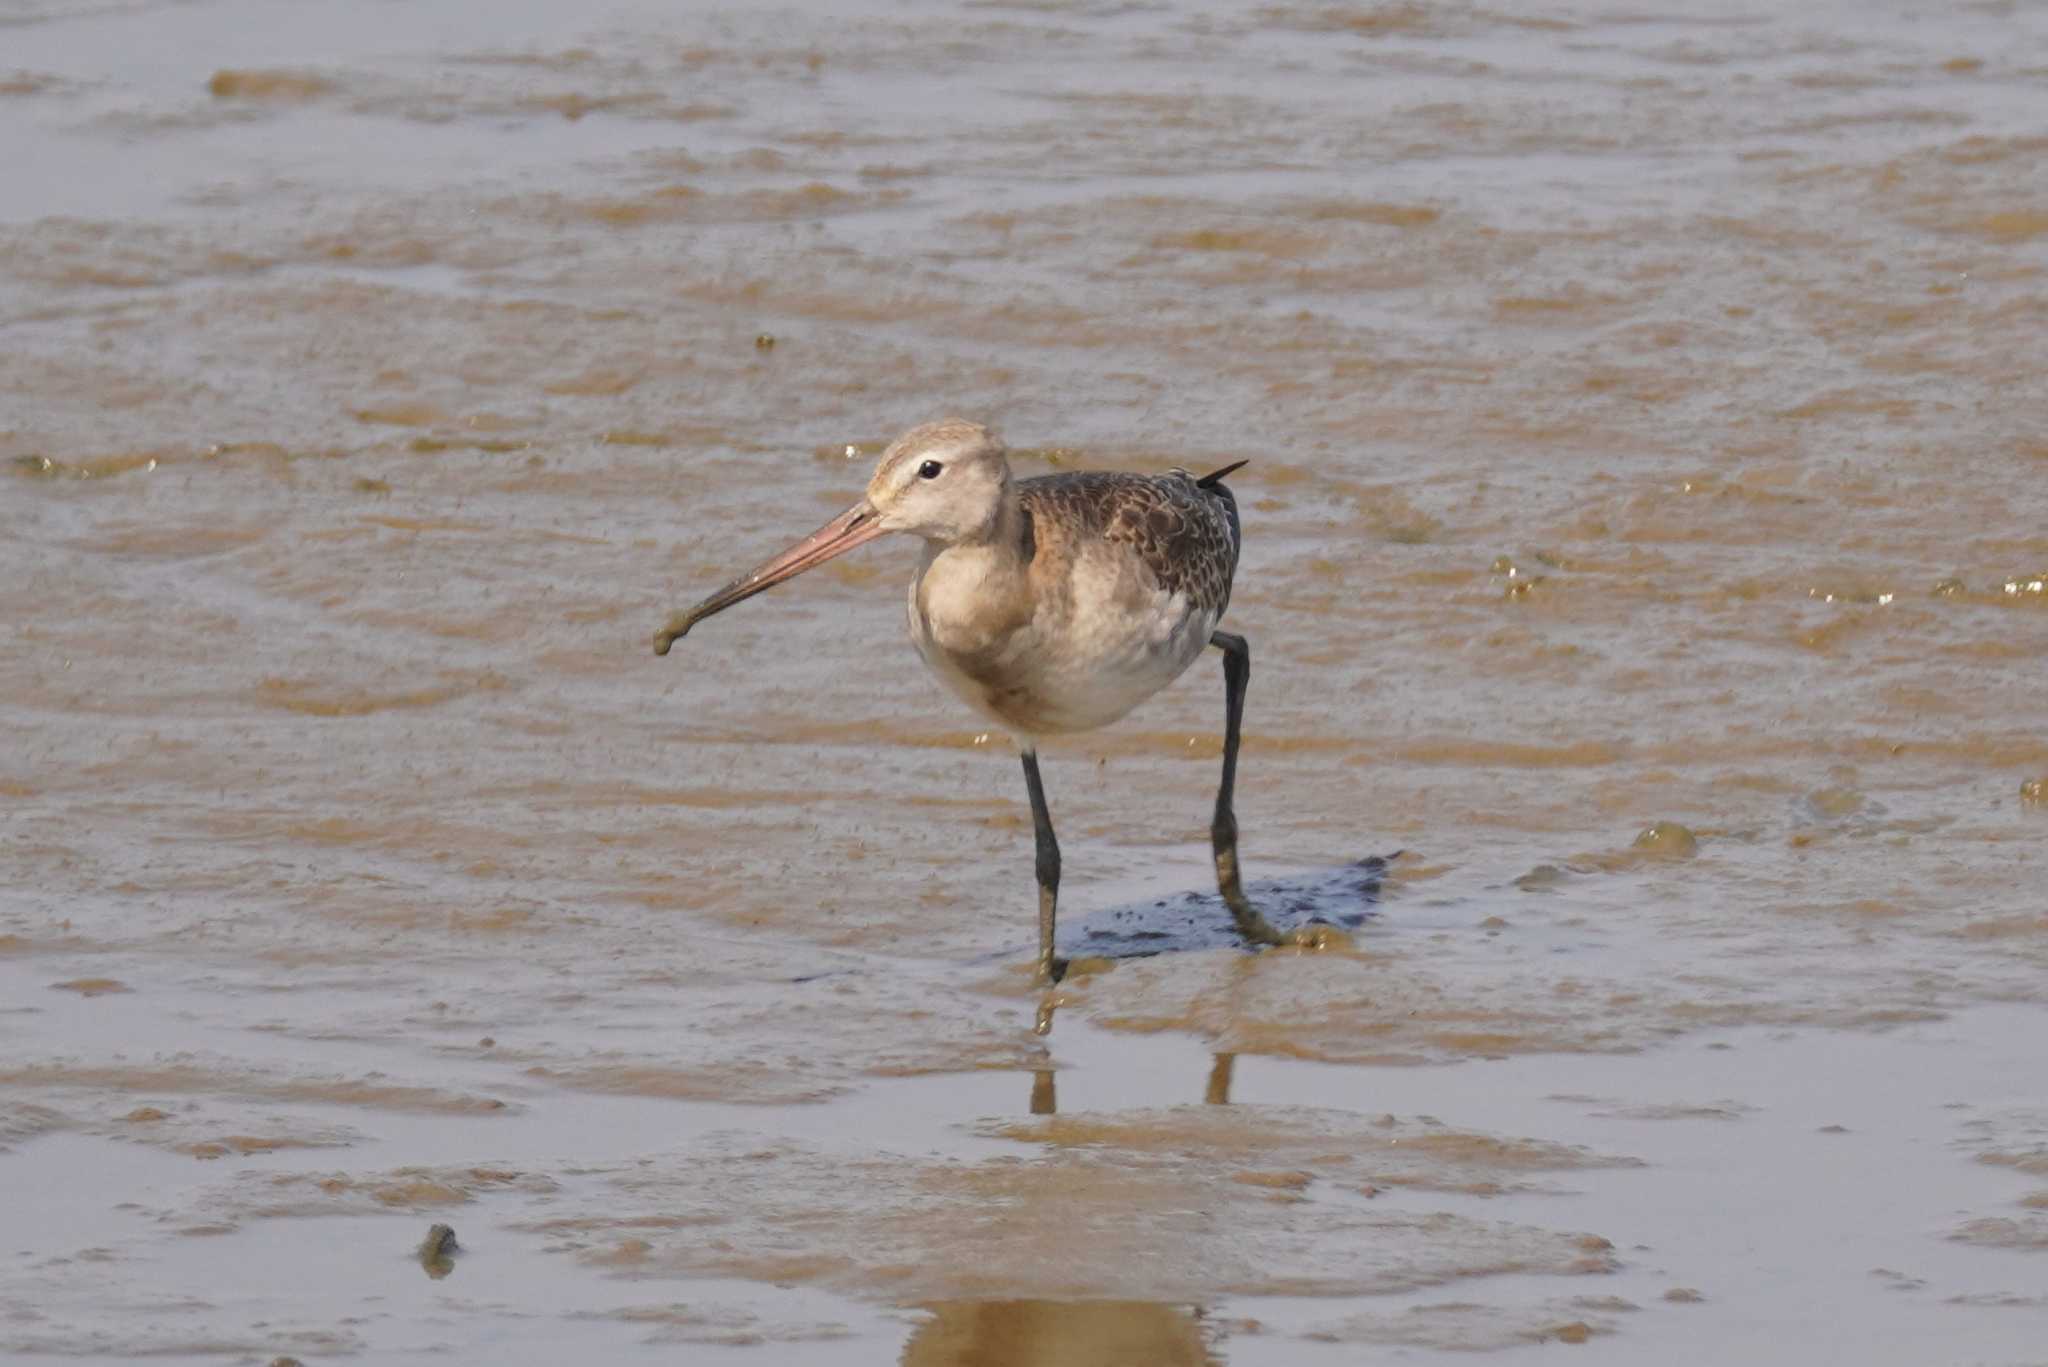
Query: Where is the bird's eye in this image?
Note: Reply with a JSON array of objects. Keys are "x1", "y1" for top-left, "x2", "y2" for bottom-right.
[{"x1": 918, "y1": 460, "x2": 944, "y2": 480}]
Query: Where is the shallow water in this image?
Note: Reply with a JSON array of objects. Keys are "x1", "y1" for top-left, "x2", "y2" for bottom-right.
[{"x1": 4, "y1": 0, "x2": 2047, "y2": 1361}]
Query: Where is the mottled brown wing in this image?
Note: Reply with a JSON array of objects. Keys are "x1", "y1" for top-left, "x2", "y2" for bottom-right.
[{"x1": 1020, "y1": 470, "x2": 1241, "y2": 618}]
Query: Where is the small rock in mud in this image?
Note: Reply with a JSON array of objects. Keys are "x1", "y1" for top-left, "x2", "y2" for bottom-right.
[
  {"x1": 2021, "y1": 777, "x2": 2046, "y2": 805},
  {"x1": 1663, "y1": 1287, "x2": 1705, "y2": 1303},
  {"x1": 1631, "y1": 821, "x2": 1698, "y2": 858},
  {"x1": 1515, "y1": 863, "x2": 1568, "y2": 892},
  {"x1": 417, "y1": 1222, "x2": 460, "y2": 1279}
]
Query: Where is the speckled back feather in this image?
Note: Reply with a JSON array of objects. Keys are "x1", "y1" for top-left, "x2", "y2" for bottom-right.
[{"x1": 1018, "y1": 466, "x2": 1242, "y2": 619}]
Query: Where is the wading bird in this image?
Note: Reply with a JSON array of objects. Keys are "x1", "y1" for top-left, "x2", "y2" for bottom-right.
[{"x1": 655, "y1": 420, "x2": 1285, "y2": 982}]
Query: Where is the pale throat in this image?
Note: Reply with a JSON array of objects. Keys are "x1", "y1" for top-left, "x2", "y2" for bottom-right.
[{"x1": 914, "y1": 493, "x2": 1033, "y2": 644}]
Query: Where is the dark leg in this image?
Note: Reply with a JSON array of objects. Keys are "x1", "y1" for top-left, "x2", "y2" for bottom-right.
[
  {"x1": 1210, "y1": 631, "x2": 1282, "y2": 946},
  {"x1": 1020, "y1": 747, "x2": 1066, "y2": 984}
]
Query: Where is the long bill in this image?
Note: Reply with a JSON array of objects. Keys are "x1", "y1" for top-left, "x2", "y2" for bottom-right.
[{"x1": 654, "y1": 500, "x2": 886, "y2": 656}]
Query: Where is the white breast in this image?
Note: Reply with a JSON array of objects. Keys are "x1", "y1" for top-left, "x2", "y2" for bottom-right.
[{"x1": 907, "y1": 542, "x2": 1215, "y2": 738}]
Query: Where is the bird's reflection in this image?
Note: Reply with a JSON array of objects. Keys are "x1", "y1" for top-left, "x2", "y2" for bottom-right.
[
  {"x1": 1030, "y1": 997, "x2": 1238, "y2": 1111},
  {"x1": 899, "y1": 1014, "x2": 1241, "y2": 1365},
  {"x1": 1025, "y1": 1049, "x2": 1239, "y2": 1116},
  {"x1": 901, "y1": 1298, "x2": 1215, "y2": 1367},
  {"x1": 1204, "y1": 1052, "x2": 1234, "y2": 1106}
]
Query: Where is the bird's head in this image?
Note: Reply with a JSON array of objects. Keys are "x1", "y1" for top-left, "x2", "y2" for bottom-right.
[
  {"x1": 864, "y1": 420, "x2": 1012, "y2": 544},
  {"x1": 653, "y1": 419, "x2": 1011, "y2": 655}
]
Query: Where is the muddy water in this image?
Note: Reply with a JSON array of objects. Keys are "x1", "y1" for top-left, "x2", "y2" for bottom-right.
[{"x1": 4, "y1": 0, "x2": 2047, "y2": 1360}]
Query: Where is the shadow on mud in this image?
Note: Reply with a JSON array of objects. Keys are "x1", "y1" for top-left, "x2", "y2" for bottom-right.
[{"x1": 1059, "y1": 854, "x2": 1393, "y2": 963}]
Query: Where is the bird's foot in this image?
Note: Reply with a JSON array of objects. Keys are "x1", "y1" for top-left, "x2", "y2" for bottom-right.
[
  {"x1": 1229, "y1": 900, "x2": 1352, "y2": 954},
  {"x1": 1280, "y1": 920, "x2": 1353, "y2": 953},
  {"x1": 1224, "y1": 896, "x2": 1286, "y2": 948}
]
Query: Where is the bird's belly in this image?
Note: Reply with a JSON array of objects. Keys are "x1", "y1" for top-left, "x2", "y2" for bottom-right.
[{"x1": 912, "y1": 591, "x2": 1214, "y2": 738}]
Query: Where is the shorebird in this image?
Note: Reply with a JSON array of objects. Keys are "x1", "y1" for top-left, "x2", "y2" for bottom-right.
[{"x1": 654, "y1": 419, "x2": 1285, "y2": 982}]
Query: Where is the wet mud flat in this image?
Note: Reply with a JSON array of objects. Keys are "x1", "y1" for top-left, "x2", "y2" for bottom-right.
[
  {"x1": 5, "y1": 952, "x2": 2047, "y2": 1365},
  {"x1": 5, "y1": 0, "x2": 2048, "y2": 1361}
]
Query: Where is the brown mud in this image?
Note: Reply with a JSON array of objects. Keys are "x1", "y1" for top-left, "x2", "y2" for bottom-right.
[{"x1": 4, "y1": 0, "x2": 2047, "y2": 1362}]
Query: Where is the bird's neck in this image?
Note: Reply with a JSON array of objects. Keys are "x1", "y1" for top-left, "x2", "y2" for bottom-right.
[
  {"x1": 947, "y1": 483, "x2": 1031, "y2": 570},
  {"x1": 917, "y1": 490, "x2": 1035, "y2": 642}
]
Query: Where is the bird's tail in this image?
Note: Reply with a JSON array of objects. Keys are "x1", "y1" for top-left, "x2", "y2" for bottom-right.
[{"x1": 1196, "y1": 459, "x2": 1249, "y2": 488}]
